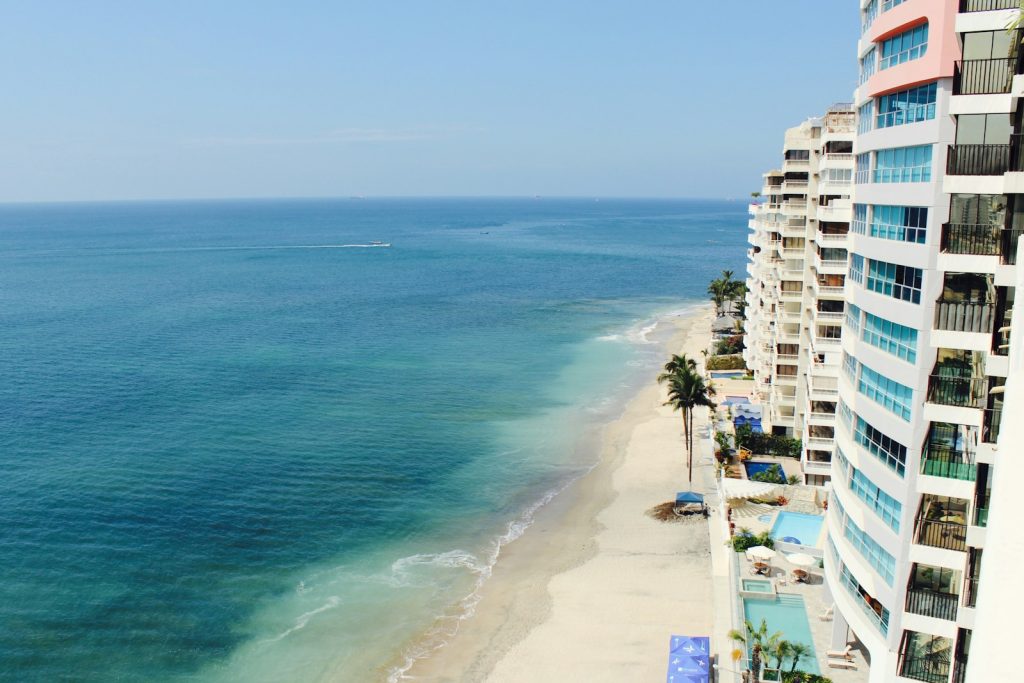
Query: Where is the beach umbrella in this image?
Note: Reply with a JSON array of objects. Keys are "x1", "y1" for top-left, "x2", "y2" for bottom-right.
[
  {"x1": 786, "y1": 553, "x2": 816, "y2": 568},
  {"x1": 746, "y1": 545, "x2": 776, "y2": 561}
]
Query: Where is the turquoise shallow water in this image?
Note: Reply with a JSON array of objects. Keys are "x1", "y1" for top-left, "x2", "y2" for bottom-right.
[{"x1": 0, "y1": 198, "x2": 746, "y2": 681}]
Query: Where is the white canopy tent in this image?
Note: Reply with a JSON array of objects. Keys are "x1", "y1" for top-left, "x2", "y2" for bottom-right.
[{"x1": 721, "y1": 478, "x2": 781, "y2": 500}]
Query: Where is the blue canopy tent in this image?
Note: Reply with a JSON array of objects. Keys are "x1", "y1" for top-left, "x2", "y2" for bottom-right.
[
  {"x1": 675, "y1": 491, "x2": 705, "y2": 505},
  {"x1": 666, "y1": 635, "x2": 710, "y2": 683}
]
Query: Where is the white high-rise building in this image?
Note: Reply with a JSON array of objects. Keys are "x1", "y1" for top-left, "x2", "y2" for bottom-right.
[
  {"x1": 824, "y1": 1, "x2": 1022, "y2": 682},
  {"x1": 744, "y1": 106, "x2": 855, "y2": 486}
]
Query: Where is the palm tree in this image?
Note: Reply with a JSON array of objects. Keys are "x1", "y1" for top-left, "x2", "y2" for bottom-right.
[
  {"x1": 657, "y1": 353, "x2": 697, "y2": 381},
  {"x1": 728, "y1": 618, "x2": 783, "y2": 683},
  {"x1": 663, "y1": 369, "x2": 717, "y2": 482},
  {"x1": 707, "y1": 278, "x2": 730, "y2": 317},
  {"x1": 787, "y1": 642, "x2": 812, "y2": 673},
  {"x1": 769, "y1": 639, "x2": 792, "y2": 673}
]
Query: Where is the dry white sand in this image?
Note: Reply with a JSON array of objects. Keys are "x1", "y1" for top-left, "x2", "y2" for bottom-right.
[{"x1": 398, "y1": 306, "x2": 717, "y2": 682}]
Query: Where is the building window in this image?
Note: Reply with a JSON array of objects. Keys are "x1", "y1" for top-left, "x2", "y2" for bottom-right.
[
  {"x1": 849, "y1": 468, "x2": 903, "y2": 532},
  {"x1": 821, "y1": 167, "x2": 852, "y2": 184},
  {"x1": 862, "y1": 312, "x2": 918, "y2": 363},
  {"x1": 852, "y1": 204, "x2": 868, "y2": 234},
  {"x1": 862, "y1": 0, "x2": 878, "y2": 35},
  {"x1": 881, "y1": 0, "x2": 905, "y2": 10},
  {"x1": 845, "y1": 303, "x2": 862, "y2": 335},
  {"x1": 876, "y1": 82, "x2": 937, "y2": 128},
  {"x1": 948, "y1": 194, "x2": 1006, "y2": 227},
  {"x1": 838, "y1": 400, "x2": 854, "y2": 430},
  {"x1": 842, "y1": 351, "x2": 859, "y2": 382},
  {"x1": 955, "y1": 112, "x2": 1012, "y2": 145},
  {"x1": 866, "y1": 258, "x2": 923, "y2": 303},
  {"x1": 854, "y1": 415, "x2": 908, "y2": 476},
  {"x1": 869, "y1": 205, "x2": 928, "y2": 243},
  {"x1": 860, "y1": 47, "x2": 877, "y2": 84},
  {"x1": 880, "y1": 23, "x2": 929, "y2": 70},
  {"x1": 849, "y1": 253, "x2": 865, "y2": 285},
  {"x1": 858, "y1": 363, "x2": 914, "y2": 421},
  {"x1": 855, "y1": 153, "x2": 872, "y2": 184},
  {"x1": 873, "y1": 145, "x2": 932, "y2": 183},
  {"x1": 858, "y1": 101, "x2": 874, "y2": 134},
  {"x1": 833, "y1": 495, "x2": 897, "y2": 585}
]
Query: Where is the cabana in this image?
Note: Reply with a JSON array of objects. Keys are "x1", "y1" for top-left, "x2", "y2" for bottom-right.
[{"x1": 666, "y1": 635, "x2": 710, "y2": 683}]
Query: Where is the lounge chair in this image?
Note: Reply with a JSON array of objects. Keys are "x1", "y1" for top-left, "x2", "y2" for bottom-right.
[
  {"x1": 819, "y1": 606, "x2": 834, "y2": 622},
  {"x1": 826, "y1": 645, "x2": 853, "y2": 660},
  {"x1": 827, "y1": 660, "x2": 857, "y2": 670}
]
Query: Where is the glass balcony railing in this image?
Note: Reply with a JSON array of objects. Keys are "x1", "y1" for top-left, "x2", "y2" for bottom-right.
[
  {"x1": 973, "y1": 506, "x2": 989, "y2": 527},
  {"x1": 905, "y1": 588, "x2": 960, "y2": 621},
  {"x1": 921, "y1": 446, "x2": 977, "y2": 481},
  {"x1": 933, "y1": 298, "x2": 996, "y2": 334}
]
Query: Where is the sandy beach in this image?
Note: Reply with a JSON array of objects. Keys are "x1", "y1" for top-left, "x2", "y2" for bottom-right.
[{"x1": 399, "y1": 305, "x2": 717, "y2": 682}]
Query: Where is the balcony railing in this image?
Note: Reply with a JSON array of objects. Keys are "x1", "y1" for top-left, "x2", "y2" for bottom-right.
[
  {"x1": 1001, "y1": 228, "x2": 1023, "y2": 265},
  {"x1": 933, "y1": 298, "x2": 996, "y2": 334},
  {"x1": 940, "y1": 223, "x2": 1002, "y2": 255},
  {"x1": 921, "y1": 445, "x2": 977, "y2": 481},
  {"x1": 953, "y1": 57, "x2": 1015, "y2": 95},
  {"x1": 915, "y1": 517, "x2": 967, "y2": 552},
  {"x1": 983, "y1": 407, "x2": 1002, "y2": 443},
  {"x1": 946, "y1": 144, "x2": 1011, "y2": 176},
  {"x1": 899, "y1": 654, "x2": 951, "y2": 683},
  {"x1": 973, "y1": 505, "x2": 989, "y2": 527},
  {"x1": 905, "y1": 588, "x2": 960, "y2": 621},
  {"x1": 960, "y1": 0, "x2": 1020, "y2": 10},
  {"x1": 963, "y1": 575, "x2": 981, "y2": 608},
  {"x1": 927, "y1": 374, "x2": 987, "y2": 408}
]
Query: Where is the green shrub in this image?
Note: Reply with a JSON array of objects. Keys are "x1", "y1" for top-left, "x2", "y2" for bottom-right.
[
  {"x1": 735, "y1": 424, "x2": 802, "y2": 458},
  {"x1": 707, "y1": 354, "x2": 747, "y2": 370},
  {"x1": 783, "y1": 672, "x2": 832, "y2": 683},
  {"x1": 730, "y1": 529, "x2": 774, "y2": 552},
  {"x1": 715, "y1": 334, "x2": 745, "y2": 355}
]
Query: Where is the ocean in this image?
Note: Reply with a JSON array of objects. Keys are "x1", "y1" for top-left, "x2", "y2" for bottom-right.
[{"x1": 0, "y1": 198, "x2": 746, "y2": 682}]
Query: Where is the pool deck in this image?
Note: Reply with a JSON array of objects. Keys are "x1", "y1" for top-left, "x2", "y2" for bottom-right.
[{"x1": 736, "y1": 552, "x2": 870, "y2": 683}]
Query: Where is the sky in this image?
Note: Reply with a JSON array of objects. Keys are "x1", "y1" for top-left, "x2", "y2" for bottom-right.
[{"x1": 1, "y1": 1, "x2": 859, "y2": 202}]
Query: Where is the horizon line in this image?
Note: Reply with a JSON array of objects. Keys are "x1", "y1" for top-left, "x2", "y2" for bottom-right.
[{"x1": 0, "y1": 194, "x2": 751, "y2": 207}]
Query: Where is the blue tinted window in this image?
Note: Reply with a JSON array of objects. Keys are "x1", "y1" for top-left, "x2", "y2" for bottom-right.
[
  {"x1": 869, "y1": 205, "x2": 927, "y2": 243},
  {"x1": 880, "y1": 23, "x2": 928, "y2": 70},
  {"x1": 874, "y1": 145, "x2": 931, "y2": 183},
  {"x1": 876, "y1": 83, "x2": 936, "y2": 128}
]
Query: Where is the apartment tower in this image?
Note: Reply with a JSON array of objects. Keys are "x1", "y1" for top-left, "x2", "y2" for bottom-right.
[
  {"x1": 744, "y1": 108, "x2": 855, "y2": 486},
  {"x1": 825, "y1": 1, "x2": 1021, "y2": 682}
]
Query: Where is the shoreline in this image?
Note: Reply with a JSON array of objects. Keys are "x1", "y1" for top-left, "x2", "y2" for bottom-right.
[{"x1": 393, "y1": 304, "x2": 716, "y2": 682}]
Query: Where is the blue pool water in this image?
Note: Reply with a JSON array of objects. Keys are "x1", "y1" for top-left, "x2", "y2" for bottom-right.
[
  {"x1": 771, "y1": 512, "x2": 825, "y2": 547},
  {"x1": 0, "y1": 198, "x2": 747, "y2": 681},
  {"x1": 743, "y1": 594, "x2": 819, "y2": 674},
  {"x1": 744, "y1": 461, "x2": 783, "y2": 480}
]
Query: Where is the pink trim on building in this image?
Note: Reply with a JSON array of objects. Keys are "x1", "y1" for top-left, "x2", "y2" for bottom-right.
[{"x1": 864, "y1": 0, "x2": 960, "y2": 98}]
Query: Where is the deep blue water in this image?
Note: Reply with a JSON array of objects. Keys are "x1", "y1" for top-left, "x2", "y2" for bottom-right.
[{"x1": 0, "y1": 198, "x2": 746, "y2": 681}]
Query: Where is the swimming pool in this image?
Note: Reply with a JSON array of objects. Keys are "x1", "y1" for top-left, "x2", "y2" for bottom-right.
[
  {"x1": 742, "y1": 579, "x2": 773, "y2": 593},
  {"x1": 743, "y1": 594, "x2": 819, "y2": 674},
  {"x1": 744, "y1": 461, "x2": 785, "y2": 482},
  {"x1": 771, "y1": 511, "x2": 824, "y2": 547}
]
